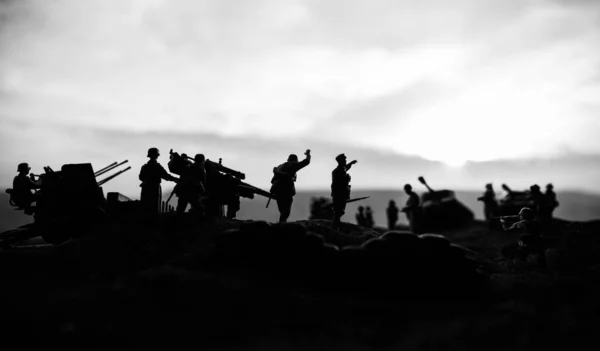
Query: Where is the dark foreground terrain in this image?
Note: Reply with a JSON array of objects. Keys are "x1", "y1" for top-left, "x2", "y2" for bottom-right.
[{"x1": 1, "y1": 215, "x2": 600, "y2": 350}]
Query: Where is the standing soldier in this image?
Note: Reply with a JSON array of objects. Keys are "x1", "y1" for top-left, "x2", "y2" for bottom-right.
[
  {"x1": 477, "y1": 183, "x2": 497, "y2": 229},
  {"x1": 139, "y1": 147, "x2": 178, "y2": 217},
  {"x1": 401, "y1": 184, "x2": 420, "y2": 233},
  {"x1": 365, "y1": 206, "x2": 374, "y2": 228},
  {"x1": 386, "y1": 200, "x2": 399, "y2": 230},
  {"x1": 331, "y1": 153, "x2": 357, "y2": 229},
  {"x1": 528, "y1": 184, "x2": 545, "y2": 218},
  {"x1": 175, "y1": 154, "x2": 207, "y2": 215},
  {"x1": 270, "y1": 150, "x2": 311, "y2": 223},
  {"x1": 355, "y1": 206, "x2": 367, "y2": 227},
  {"x1": 10, "y1": 162, "x2": 42, "y2": 215},
  {"x1": 544, "y1": 183, "x2": 559, "y2": 221}
]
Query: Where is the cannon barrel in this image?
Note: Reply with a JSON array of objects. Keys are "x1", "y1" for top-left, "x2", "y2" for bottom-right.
[
  {"x1": 417, "y1": 176, "x2": 435, "y2": 193},
  {"x1": 501, "y1": 184, "x2": 513, "y2": 193},
  {"x1": 97, "y1": 166, "x2": 132, "y2": 186},
  {"x1": 95, "y1": 160, "x2": 128, "y2": 178},
  {"x1": 94, "y1": 162, "x2": 118, "y2": 177},
  {"x1": 206, "y1": 159, "x2": 245, "y2": 180},
  {"x1": 237, "y1": 182, "x2": 275, "y2": 199}
]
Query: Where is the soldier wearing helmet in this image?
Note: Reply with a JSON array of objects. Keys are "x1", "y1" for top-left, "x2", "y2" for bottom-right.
[
  {"x1": 386, "y1": 200, "x2": 399, "y2": 230},
  {"x1": 11, "y1": 162, "x2": 41, "y2": 214},
  {"x1": 270, "y1": 150, "x2": 311, "y2": 222},
  {"x1": 331, "y1": 153, "x2": 357, "y2": 229},
  {"x1": 139, "y1": 147, "x2": 179, "y2": 216},
  {"x1": 502, "y1": 207, "x2": 546, "y2": 269},
  {"x1": 175, "y1": 154, "x2": 207, "y2": 215},
  {"x1": 401, "y1": 184, "x2": 421, "y2": 233},
  {"x1": 477, "y1": 183, "x2": 498, "y2": 229},
  {"x1": 543, "y1": 183, "x2": 559, "y2": 221}
]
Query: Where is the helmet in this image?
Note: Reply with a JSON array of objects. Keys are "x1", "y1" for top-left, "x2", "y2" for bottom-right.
[
  {"x1": 519, "y1": 207, "x2": 534, "y2": 220},
  {"x1": 194, "y1": 154, "x2": 205, "y2": 163},
  {"x1": 485, "y1": 183, "x2": 492, "y2": 189},
  {"x1": 358, "y1": 206, "x2": 364, "y2": 211},
  {"x1": 287, "y1": 154, "x2": 298, "y2": 162},
  {"x1": 404, "y1": 184, "x2": 412, "y2": 192},
  {"x1": 17, "y1": 163, "x2": 30, "y2": 172},
  {"x1": 335, "y1": 153, "x2": 346, "y2": 163},
  {"x1": 546, "y1": 183, "x2": 553, "y2": 189},
  {"x1": 147, "y1": 147, "x2": 160, "y2": 157}
]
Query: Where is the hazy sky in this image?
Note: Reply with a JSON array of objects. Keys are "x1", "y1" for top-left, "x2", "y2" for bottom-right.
[{"x1": 1, "y1": 0, "x2": 599, "y2": 196}]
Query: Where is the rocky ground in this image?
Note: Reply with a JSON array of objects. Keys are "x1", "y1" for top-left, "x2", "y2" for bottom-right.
[{"x1": 1, "y1": 215, "x2": 600, "y2": 350}]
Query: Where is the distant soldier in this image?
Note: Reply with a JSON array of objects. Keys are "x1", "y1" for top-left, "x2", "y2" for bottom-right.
[
  {"x1": 528, "y1": 184, "x2": 545, "y2": 218},
  {"x1": 331, "y1": 153, "x2": 357, "y2": 229},
  {"x1": 477, "y1": 183, "x2": 497, "y2": 229},
  {"x1": 543, "y1": 183, "x2": 559, "y2": 220},
  {"x1": 270, "y1": 150, "x2": 311, "y2": 222},
  {"x1": 365, "y1": 206, "x2": 374, "y2": 228},
  {"x1": 386, "y1": 200, "x2": 399, "y2": 230},
  {"x1": 401, "y1": 184, "x2": 420, "y2": 233},
  {"x1": 139, "y1": 147, "x2": 178, "y2": 216},
  {"x1": 355, "y1": 206, "x2": 367, "y2": 226},
  {"x1": 501, "y1": 207, "x2": 546, "y2": 269},
  {"x1": 175, "y1": 154, "x2": 206, "y2": 215},
  {"x1": 10, "y1": 162, "x2": 41, "y2": 214}
]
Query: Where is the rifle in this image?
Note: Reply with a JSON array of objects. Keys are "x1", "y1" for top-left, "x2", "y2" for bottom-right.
[
  {"x1": 491, "y1": 215, "x2": 520, "y2": 220},
  {"x1": 321, "y1": 196, "x2": 370, "y2": 209}
]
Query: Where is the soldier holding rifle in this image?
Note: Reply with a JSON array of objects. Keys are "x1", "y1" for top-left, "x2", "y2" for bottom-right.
[
  {"x1": 331, "y1": 153, "x2": 357, "y2": 230},
  {"x1": 270, "y1": 149, "x2": 311, "y2": 223},
  {"x1": 499, "y1": 207, "x2": 546, "y2": 269}
]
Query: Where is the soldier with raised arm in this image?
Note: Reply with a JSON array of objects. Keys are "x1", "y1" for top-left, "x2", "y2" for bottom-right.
[
  {"x1": 331, "y1": 153, "x2": 357, "y2": 230},
  {"x1": 270, "y1": 150, "x2": 311, "y2": 222},
  {"x1": 139, "y1": 147, "x2": 178, "y2": 216}
]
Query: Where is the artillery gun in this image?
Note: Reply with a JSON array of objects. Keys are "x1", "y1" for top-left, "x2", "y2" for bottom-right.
[
  {"x1": 415, "y1": 176, "x2": 474, "y2": 232},
  {"x1": 2, "y1": 160, "x2": 132, "y2": 247},
  {"x1": 495, "y1": 183, "x2": 534, "y2": 216},
  {"x1": 168, "y1": 150, "x2": 275, "y2": 218}
]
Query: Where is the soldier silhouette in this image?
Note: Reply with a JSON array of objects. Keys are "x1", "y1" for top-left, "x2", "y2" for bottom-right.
[
  {"x1": 501, "y1": 207, "x2": 546, "y2": 269},
  {"x1": 543, "y1": 183, "x2": 559, "y2": 221},
  {"x1": 365, "y1": 206, "x2": 374, "y2": 228},
  {"x1": 386, "y1": 200, "x2": 399, "y2": 230},
  {"x1": 175, "y1": 154, "x2": 206, "y2": 216},
  {"x1": 355, "y1": 206, "x2": 366, "y2": 226},
  {"x1": 270, "y1": 150, "x2": 311, "y2": 223},
  {"x1": 331, "y1": 153, "x2": 357, "y2": 230},
  {"x1": 477, "y1": 183, "x2": 497, "y2": 229},
  {"x1": 528, "y1": 184, "x2": 545, "y2": 218},
  {"x1": 139, "y1": 147, "x2": 178, "y2": 217},
  {"x1": 401, "y1": 184, "x2": 420, "y2": 233},
  {"x1": 10, "y1": 162, "x2": 41, "y2": 215}
]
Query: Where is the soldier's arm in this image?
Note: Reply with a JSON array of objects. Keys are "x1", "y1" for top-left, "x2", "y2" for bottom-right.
[
  {"x1": 27, "y1": 177, "x2": 41, "y2": 189},
  {"x1": 139, "y1": 166, "x2": 145, "y2": 181},
  {"x1": 345, "y1": 160, "x2": 357, "y2": 171},
  {"x1": 159, "y1": 165, "x2": 178, "y2": 182},
  {"x1": 292, "y1": 154, "x2": 311, "y2": 172}
]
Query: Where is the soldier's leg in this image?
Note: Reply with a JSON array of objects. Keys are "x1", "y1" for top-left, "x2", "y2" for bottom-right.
[{"x1": 276, "y1": 196, "x2": 293, "y2": 222}]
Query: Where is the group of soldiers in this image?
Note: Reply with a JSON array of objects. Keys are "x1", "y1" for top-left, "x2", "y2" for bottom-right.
[
  {"x1": 354, "y1": 185, "x2": 421, "y2": 232},
  {"x1": 477, "y1": 183, "x2": 559, "y2": 228}
]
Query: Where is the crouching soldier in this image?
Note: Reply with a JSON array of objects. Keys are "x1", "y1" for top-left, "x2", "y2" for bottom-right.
[
  {"x1": 9, "y1": 162, "x2": 41, "y2": 215},
  {"x1": 270, "y1": 150, "x2": 311, "y2": 222},
  {"x1": 502, "y1": 207, "x2": 546, "y2": 269}
]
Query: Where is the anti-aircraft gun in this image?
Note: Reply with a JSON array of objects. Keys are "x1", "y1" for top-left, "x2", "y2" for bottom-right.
[
  {"x1": 168, "y1": 150, "x2": 275, "y2": 218},
  {"x1": 415, "y1": 176, "x2": 474, "y2": 232},
  {"x1": 2, "y1": 161, "x2": 131, "y2": 246},
  {"x1": 495, "y1": 183, "x2": 534, "y2": 216}
]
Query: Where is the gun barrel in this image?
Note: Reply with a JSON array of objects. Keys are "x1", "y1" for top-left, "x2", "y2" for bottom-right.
[
  {"x1": 95, "y1": 160, "x2": 129, "y2": 177},
  {"x1": 97, "y1": 166, "x2": 132, "y2": 186},
  {"x1": 207, "y1": 159, "x2": 245, "y2": 180},
  {"x1": 94, "y1": 162, "x2": 118, "y2": 176},
  {"x1": 491, "y1": 215, "x2": 520, "y2": 220},
  {"x1": 238, "y1": 183, "x2": 275, "y2": 199},
  {"x1": 418, "y1": 176, "x2": 435, "y2": 193}
]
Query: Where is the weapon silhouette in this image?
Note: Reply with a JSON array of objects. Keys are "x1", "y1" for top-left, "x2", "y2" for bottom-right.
[
  {"x1": 418, "y1": 176, "x2": 435, "y2": 193},
  {"x1": 321, "y1": 196, "x2": 370, "y2": 209}
]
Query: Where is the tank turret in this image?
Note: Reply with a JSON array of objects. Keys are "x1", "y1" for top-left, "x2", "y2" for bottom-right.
[{"x1": 416, "y1": 176, "x2": 474, "y2": 232}]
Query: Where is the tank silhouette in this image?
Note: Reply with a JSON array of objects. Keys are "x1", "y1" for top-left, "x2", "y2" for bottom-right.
[
  {"x1": 168, "y1": 150, "x2": 275, "y2": 218},
  {"x1": 496, "y1": 184, "x2": 534, "y2": 216},
  {"x1": 2, "y1": 161, "x2": 133, "y2": 247},
  {"x1": 416, "y1": 176, "x2": 474, "y2": 232}
]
